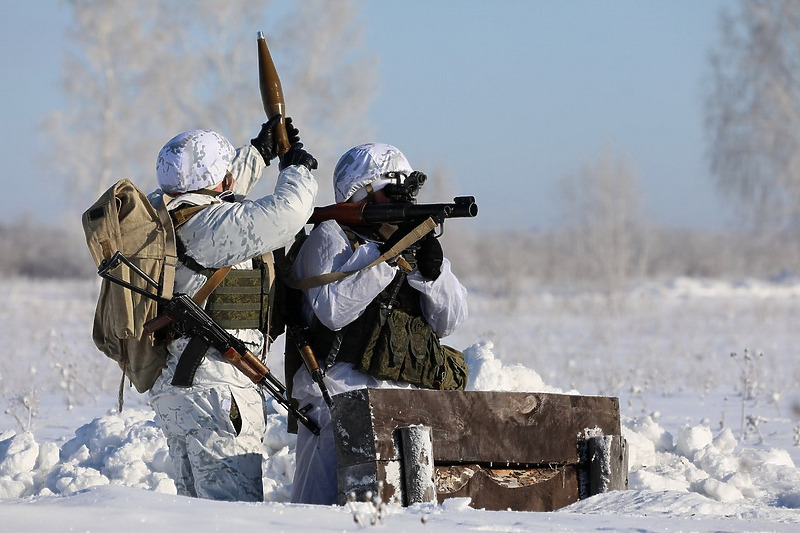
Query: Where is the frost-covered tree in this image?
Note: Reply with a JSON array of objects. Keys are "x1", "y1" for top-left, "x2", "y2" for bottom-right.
[
  {"x1": 559, "y1": 147, "x2": 648, "y2": 296},
  {"x1": 45, "y1": 0, "x2": 376, "y2": 205},
  {"x1": 705, "y1": 0, "x2": 800, "y2": 233}
]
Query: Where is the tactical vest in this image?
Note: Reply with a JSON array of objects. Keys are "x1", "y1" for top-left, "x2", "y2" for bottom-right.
[
  {"x1": 171, "y1": 197, "x2": 279, "y2": 339},
  {"x1": 285, "y1": 225, "x2": 468, "y2": 403},
  {"x1": 305, "y1": 273, "x2": 421, "y2": 365}
]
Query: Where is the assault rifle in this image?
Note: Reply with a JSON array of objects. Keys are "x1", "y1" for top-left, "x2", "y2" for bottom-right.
[{"x1": 97, "y1": 251, "x2": 320, "y2": 435}]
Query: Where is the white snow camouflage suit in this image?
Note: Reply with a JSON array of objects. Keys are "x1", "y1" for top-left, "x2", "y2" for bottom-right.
[
  {"x1": 289, "y1": 143, "x2": 468, "y2": 504},
  {"x1": 148, "y1": 145, "x2": 317, "y2": 501}
]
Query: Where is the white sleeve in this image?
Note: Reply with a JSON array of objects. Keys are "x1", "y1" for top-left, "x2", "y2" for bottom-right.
[
  {"x1": 176, "y1": 164, "x2": 317, "y2": 268},
  {"x1": 406, "y1": 258, "x2": 468, "y2": 337},
  {"x1": 228, "y1": 145, "x2": 266, "y2": 197},
  {"x1": 293, "y1": 221, "x2": 397, "y2": 331}
]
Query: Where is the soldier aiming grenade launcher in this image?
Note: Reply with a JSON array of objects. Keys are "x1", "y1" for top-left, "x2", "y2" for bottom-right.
[{"x1": 310, "y1": 170, "x2": 479, "y2": 229}]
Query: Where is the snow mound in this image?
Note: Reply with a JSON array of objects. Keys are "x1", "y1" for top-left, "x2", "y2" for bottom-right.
[
  {"x1": 1, "y1": 339, "x2": 798, "y2": 526},
  {"x1": 464, "y1": 341, "x2": 563, "y2": 393},
  {"x1": 623, "y1": 415, "x2": 800, "y2": 509}
]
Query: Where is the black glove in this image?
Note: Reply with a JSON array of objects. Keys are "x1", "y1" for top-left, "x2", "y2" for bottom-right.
[
  {"x1": 250, "y1": 115, "x2": 282, "y2": 165},
  {"x1": 285, "y1": 116, "x2": 301, "y2": 146},
  {"x1": 280, "y1": 143, "x2": 318, "y2": 171},
  {"x1": 416, "y1": 232, "x2": 443, "y2": 281}
]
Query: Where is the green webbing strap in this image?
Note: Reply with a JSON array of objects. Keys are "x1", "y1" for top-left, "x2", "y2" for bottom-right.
[{"x1": 287, "y1": 217, "x2": 437, "y2": 291}]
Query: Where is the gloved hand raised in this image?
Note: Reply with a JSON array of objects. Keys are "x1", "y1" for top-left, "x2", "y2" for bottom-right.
[
  {"x1": 416, "y1": 232, "x2": 443, "y2": 281},
  {"x1": 280, "y1": 143, "x2": 318, "y2": 171},
  {"x1": 250, "y1": 115, "x2": 282, "y2": 165},
  {"x1": 285, "y1": 116, "x2": 301, "y2": 146},
  {"x1": 279, "y1": 117, "x2": 317, "y2": 171}
]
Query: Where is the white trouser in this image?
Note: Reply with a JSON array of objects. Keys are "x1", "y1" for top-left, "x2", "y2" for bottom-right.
[
  {"x1": 290, "y1": 362, "x2": 416, "y2": 505},
  {"x1": 150, "y1": 371, "x2": 266, "y2": 501}
]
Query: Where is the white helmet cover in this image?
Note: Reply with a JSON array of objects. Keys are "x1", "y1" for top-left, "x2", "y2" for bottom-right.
[
  {"x1": 156, "y1": 130, "x2": 235, "y2": 194},
  {"x1": 333, "y1": 143, "x2": 413, "y2": 203}
]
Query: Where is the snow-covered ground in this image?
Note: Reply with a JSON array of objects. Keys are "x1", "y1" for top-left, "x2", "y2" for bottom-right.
[{"x1": 1, "y1": 276, "x2": 799, "y2": 531}]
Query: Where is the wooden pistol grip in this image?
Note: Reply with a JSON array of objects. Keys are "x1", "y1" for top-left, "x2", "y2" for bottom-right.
[{"x1": 143, "y1": 313, "x2": 174, "y2": 335}]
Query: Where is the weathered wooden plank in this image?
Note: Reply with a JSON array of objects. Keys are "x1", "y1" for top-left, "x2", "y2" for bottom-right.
[
  {"x1": 337, "y1": 460, "x2": 403, "y2": 505},
  {"x1": 332, "y1": 389, "x2": 621, "y2": 465},
  {"x1": 398, "y1": 425, "x2": 436, "y2": 505},
  {"x1": 584, "y1": 435, "x2": 629, "y2": 496},
  {"x1": 338, "y1": 461, "x2": 583, "y2": 512},
  {"x1": 331, "y1": 388, "x2": 625, "y2": 511},
  {"x1": 435, "y1": 464, "x2": 580, "y2": 512},
  {"x1": 331, "y1": 388, "x2": 377, "y2": 467}
]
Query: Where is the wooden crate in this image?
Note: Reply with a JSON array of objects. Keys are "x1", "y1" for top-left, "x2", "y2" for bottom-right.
[{"x1": 331, "y1": 388, "x2": 627, "y2": 511}]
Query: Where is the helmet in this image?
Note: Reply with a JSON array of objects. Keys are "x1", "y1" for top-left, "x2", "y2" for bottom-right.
[
  {"x1": 156, "y1": 130, "x2": 235, "y2": 194},
  {"x1": 333, "y1": 143, "x2": 413, "y2": 203}
]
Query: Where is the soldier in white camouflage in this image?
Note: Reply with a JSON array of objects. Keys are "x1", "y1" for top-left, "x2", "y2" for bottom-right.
[
  {"x1": 287, "y1": 143, "x2": 469, "y2": 504},
  {"x1": 147, "y1": 117, "x2": 318, "y2": 501}
]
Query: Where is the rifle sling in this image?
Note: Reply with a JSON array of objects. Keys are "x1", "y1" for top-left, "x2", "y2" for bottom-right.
[
  {"x1": 144, "y1": 266, "x2": 232, "y2": 334},
  {"x1": 193, "y1": 266, "x2": 233, "y2": 305},
  {"x1": 287, "y1": 216, "x2": 437, "y2": 290}
]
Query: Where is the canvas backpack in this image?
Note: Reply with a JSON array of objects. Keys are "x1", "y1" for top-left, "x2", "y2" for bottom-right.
[{"x1": 82, "y1": 178, "x2": 178, "y2": 397}]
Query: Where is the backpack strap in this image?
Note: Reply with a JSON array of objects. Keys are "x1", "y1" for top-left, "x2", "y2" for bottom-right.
[
  {"x1": 172, "y1": 204, "x2": 213, "y2": 228},
  {"x1": 143, "y1": 196, "x2": 229, "y2": 335},
  {"x1": 169, "y1": 202, "x2": 213, "y2": 274},
  {"x1": 143, "y1": 265, "x2": 232, "y2": 335},
  {"x1": 166, "y1": 191, "x2": 236, "y2": 274},
  {"x1": 288, "y1": 217, "x2": 437, "y2": 290},
  {"x1": 153, "y1": 194, "x2": 179, "y2": 300}
]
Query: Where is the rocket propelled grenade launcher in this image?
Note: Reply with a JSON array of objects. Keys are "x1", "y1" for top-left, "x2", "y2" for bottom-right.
[
  {"x1": 309, "y1": 196, "x2": 478, "y2": 227},
  {"x1": 257, "y1": 31, "x2": 290, "y2": 155},
  {"x1": 309, "y1": 170, "x2": 479, "y2": 229}
]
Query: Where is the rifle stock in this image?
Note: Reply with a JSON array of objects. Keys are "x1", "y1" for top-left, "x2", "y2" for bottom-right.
[
  {"x1": 288, "y1": 325, "x2": 333, "y2": 408},
  {"x1": 308, "y1": 196, "x2": 478, "y2": 226},
  {"x1": 257, "y1": 31, "x2": 290, "y2": 155}
]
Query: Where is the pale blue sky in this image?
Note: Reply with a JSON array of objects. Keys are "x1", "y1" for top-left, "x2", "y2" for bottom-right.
[{"x1": 1, "y1": 0, "x2": 732, "y2": 230}]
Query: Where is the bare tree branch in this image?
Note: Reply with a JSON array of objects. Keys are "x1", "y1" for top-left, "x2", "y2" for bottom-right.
[
  {"x1": 45, "y1": 0, "x2": 376, "y2": 206},
  {"x1": 706, "y1": 0, "x2": 800, "y2": 233}
]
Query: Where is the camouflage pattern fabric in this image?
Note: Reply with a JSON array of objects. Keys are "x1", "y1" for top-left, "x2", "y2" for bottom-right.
[
  {"x1": 150, "y1": 372, "x2": 266, "y2": 501},
  {"x1": 156, "y1": 130, "x2": 235, "y2": 194},
  {"x1": 173, "y1": 152, "x2": 316, "y2": 272},
  {"x1": 148, "y1": 144, "x2": 317, "y2": 501},
  {"x1": 332, "y1": 143, "x2": 413, "y2": 203},
  {"x1": 290, "y1": 362, "x2": 419, "y2": 505}
]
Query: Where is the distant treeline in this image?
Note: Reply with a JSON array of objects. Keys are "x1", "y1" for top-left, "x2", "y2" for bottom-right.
[
  {"x1": 3, "y1": 216, "x2": 797, "y2": 289},
  {"x1": 445, "y1": 224, "x2": 800, "y2": 295},
  {"x1": 0, "y1": 217, "x2": 93, "y2": 279}
]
